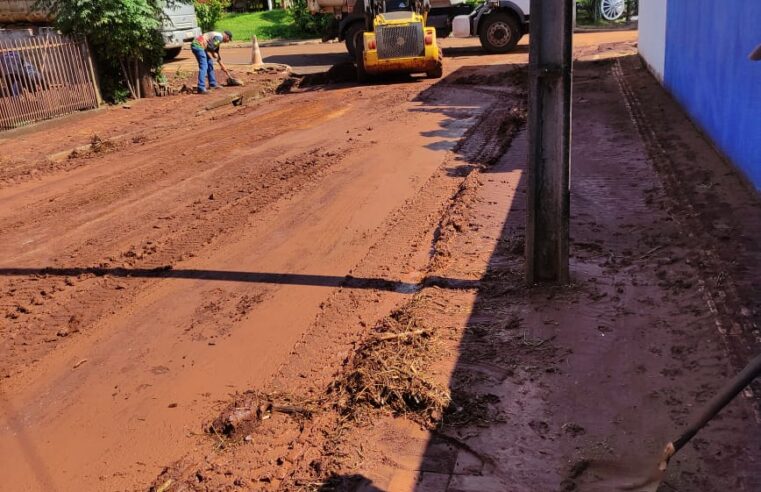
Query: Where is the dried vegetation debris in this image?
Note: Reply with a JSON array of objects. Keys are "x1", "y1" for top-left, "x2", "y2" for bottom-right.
[
  {"x1": 207, "y1": 304, "x2": 456, "y2": 438},
  {"x1": 328, "y1": 306, "x2": 450, "y2": 427}
]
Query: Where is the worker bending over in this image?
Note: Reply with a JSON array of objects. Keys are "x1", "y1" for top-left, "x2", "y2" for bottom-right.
[{"x1": 190, "y1": 30, "x2": 233, "y2": 94}]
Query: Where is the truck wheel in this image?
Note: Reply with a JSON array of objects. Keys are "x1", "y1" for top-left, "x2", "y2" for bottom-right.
[
  {"x1": 164, "y1": 47, "x2": 182, "y2": 60},
  {"x1": 479, "y1": 13, "x2": 521, "y2": 53},
  {"x1": 344, "y1": 22, "x2": 365, "y2": 58}
]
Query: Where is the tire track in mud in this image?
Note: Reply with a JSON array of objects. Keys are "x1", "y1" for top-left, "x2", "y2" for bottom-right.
[
  {"x1": 0, "y1": 141, "x2": 357, "y2": 379},
  {"x1": 0, "y1": 72, "x2": 291, "y2": 189},
  {"x1": 147, "y1": 75, "x2": 530, "y2": 491},
  {"x1": 0, "y1": 84, "x2": 431, "y2": 380},
  {"x1": 613, "y1": 58, "x2": 761, "y2": 420},
  {"x1": 0, "y1": 98, "x2": 338, "y2": 235}
]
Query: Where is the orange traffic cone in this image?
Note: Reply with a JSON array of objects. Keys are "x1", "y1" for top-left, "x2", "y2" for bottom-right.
[{"x1": 251, "y1": 35, "x2": 264, "y2": 68}]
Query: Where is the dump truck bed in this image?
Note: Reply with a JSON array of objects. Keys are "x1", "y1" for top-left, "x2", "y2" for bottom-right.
[
  {"x1": 309, "y1": 0, "x2": 465, "y2": 14},
  {"x1": 0, "y1": 0, "x2": 50, "y2": 23}
]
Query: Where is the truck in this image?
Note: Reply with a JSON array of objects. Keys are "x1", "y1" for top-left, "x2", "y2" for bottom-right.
[
  {"x1": 308, "y1": 0, "x2": 530, "y2": 57},
  {"x1": 160, "y1": 3, "x2": 202, "y2": 59},
  {"x1": 0, "y1": 0, "x2": 201, "y2": 60}
]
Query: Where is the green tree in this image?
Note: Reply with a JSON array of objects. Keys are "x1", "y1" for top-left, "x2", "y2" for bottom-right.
[
  {"x1": 35, "y1": 0, "x2": 187, "y2": 102},
  {"x1": 194, "y1": 0, "x2": 231, "y2": 31},
  {"x1": 289, "y1": 0, "x2": 330, "y2": 36}
]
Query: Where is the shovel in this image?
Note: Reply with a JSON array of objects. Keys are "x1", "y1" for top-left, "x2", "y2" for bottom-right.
[
  {"x1": 619, "y1": 352, "x2": 761, "y2": 491},
  {"x1": 220, "y1": 63, "x2": 244, "y2": 86},
  {"x1": 225, "y1": 74, "x2": 244, "y2": 86}
]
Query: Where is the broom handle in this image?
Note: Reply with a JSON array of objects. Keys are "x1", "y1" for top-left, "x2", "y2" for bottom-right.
[{"x1": 672, "y1": 352, "x2": 761, "y2": 452}]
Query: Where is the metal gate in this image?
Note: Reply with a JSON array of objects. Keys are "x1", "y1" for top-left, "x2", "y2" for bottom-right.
[{"x1": 0, "y1": 30, "x2": 100, "y2": 131}]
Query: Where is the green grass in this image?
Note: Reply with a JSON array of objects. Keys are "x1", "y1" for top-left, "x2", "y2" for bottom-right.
[{"x1": 215, "y1": 10, "x2": 310, "y2": 41}]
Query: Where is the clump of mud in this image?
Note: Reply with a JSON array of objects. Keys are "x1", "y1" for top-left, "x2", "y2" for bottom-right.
[
  {"x1": 68, "y1": 134, "x2": 122, "y2": 159},
  {"x1": 279, "y1": 62, "x2": 357, "y2": 93},
  {"x1": 451, "y1": 66, "x2": 528, "y2": 91},
  {"x1": 207, "y1": 390, "x2": 315, "y2": 440},
  {"x1": 168, "y1": 65, "x2": 291, "y2": 97}
]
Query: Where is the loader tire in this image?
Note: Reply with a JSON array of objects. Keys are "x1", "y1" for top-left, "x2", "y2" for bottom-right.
[
  {"x1": 356, "y1": 44, "x2": 370, "y2": 83},
  {"x1": 344, "y1": 22, "x2": 365, "y2": 58},
  {"x1": 426, "y1": 64, "x2": 443, "y2": 79},
  {"x1": 427, "y1": 54, "x2": 443, "y2": 79}
]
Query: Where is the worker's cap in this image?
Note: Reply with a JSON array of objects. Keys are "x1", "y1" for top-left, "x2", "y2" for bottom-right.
[{"x1": 224, "y1": 30, "x2": 233, "y2": 41}]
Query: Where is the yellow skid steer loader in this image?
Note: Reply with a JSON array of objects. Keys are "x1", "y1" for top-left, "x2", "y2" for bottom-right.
[{"x1": 356, "y1": 0, "x2": 443, "y2": 82}]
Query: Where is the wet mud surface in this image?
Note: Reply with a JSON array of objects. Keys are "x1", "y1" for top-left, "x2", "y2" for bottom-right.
[
  {"x1": 0, "y1": 44, "x2": 529, "y2": 490},
  {"x1": 151, "y1": 57, "x2": 761, "y2": 492},
  {"x1": 2, "y1": 32, "x2": 760, "y2": 491}
]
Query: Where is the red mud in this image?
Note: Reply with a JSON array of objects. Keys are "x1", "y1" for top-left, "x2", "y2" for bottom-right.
[{"x1": 2, "y1": 30, "x2": 760, "y2": 492}]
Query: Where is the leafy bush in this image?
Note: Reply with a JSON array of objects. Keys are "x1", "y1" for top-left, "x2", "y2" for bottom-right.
[
  {"x1": 194, "y1": 0, "x2": 232, "y2": 31},
  {"x1": 35, "y1": 0, "x2": 172, "y2": 102},
  {"x1": 289, "y1": 0, "x2": 332, "y2": 36}
]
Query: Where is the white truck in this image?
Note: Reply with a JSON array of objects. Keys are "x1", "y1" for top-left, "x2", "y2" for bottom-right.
[
  {"x1": 0, "y1": 1, "x2": 201, "y2": 60},
  {"x1": 160, "y1": 3, "x2": 202, "y2": 59},
  {"x1": 309, "y1": 0, "x2": 530, "y2": 57}
]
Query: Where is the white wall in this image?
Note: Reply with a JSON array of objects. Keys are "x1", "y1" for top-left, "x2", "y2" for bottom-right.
[{"x1": 638, "y1": 0, "x2": 668, "y2": 80}]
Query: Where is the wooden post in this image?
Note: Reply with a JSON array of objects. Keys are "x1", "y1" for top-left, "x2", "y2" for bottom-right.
[
  {"x1": 526, "y1": 0, "x2": 574, "y2": 284},
  {"x1": 83, "y1": 39, "x2": 103, "y2": 105}
]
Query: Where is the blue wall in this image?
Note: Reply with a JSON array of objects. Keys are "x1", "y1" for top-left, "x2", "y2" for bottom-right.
[{"x1": 664, "y1": 0, "x2": 761, "y2": 188}]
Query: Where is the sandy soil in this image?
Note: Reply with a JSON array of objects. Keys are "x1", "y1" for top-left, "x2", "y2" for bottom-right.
[{"x1": 2, "y1": 30, "x2": 760, "y2": 492}]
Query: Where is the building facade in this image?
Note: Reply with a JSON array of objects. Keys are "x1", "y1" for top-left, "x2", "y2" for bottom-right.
[{"x1": 639, "y1": 0, "x2": 761, "y2": 189}]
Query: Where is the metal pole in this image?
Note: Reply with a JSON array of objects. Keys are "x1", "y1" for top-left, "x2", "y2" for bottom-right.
[{"x1": 526, "y1": 0, "x2": 573, "y2": 284}]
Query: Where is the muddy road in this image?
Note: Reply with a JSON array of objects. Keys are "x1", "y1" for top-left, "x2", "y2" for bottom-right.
[
  {"x1": 0, "y1": 31, "x2": 578, "y2": 490},
  {"x1": 4, "y1": 29, "x2": 759, "y2": 492},
  {"x1": 0, "y1": 82, "x2": 477, "y2": 489}
]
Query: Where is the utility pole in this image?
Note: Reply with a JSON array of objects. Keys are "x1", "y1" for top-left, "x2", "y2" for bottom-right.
[{"x1": 526, "y1": 0, "x2": 574, "y2": 284}]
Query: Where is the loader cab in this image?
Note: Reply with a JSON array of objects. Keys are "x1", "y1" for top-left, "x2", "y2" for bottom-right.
[
  {"x1": 384, "y1": 0, "x2": 411, "y2": 12},
  {"x1": 366, "y1": 0, "x2": 429, "y2": 23}
]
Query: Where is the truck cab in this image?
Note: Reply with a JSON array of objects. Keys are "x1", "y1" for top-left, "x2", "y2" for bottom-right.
[
  {"x1": 161, "y1": 3, "x2": 202, "y2": 60},
  {"x1": 312, "y1": 0, "x2": 529, "y2": 56},
  {"x1": 452, "y1": 0, "x2": 529, "y2": 53}
]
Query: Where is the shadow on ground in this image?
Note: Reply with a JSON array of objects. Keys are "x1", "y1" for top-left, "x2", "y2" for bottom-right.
[{"x1": 322, "y1": 56, "x2": 761, "y2": 491}]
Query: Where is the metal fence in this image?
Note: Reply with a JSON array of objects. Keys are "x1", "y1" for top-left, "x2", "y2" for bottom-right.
[{"x1": 0, "y1": 31, "x2": 100, "y2": 131}]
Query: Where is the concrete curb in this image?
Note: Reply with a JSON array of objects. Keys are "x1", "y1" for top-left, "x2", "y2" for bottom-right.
[
  {"x1": 574, "y1": 22, "x2": 638, "y2": 33},
  {"x1": 227, "y1": 38, "x2": 334, "y2": 48}
]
